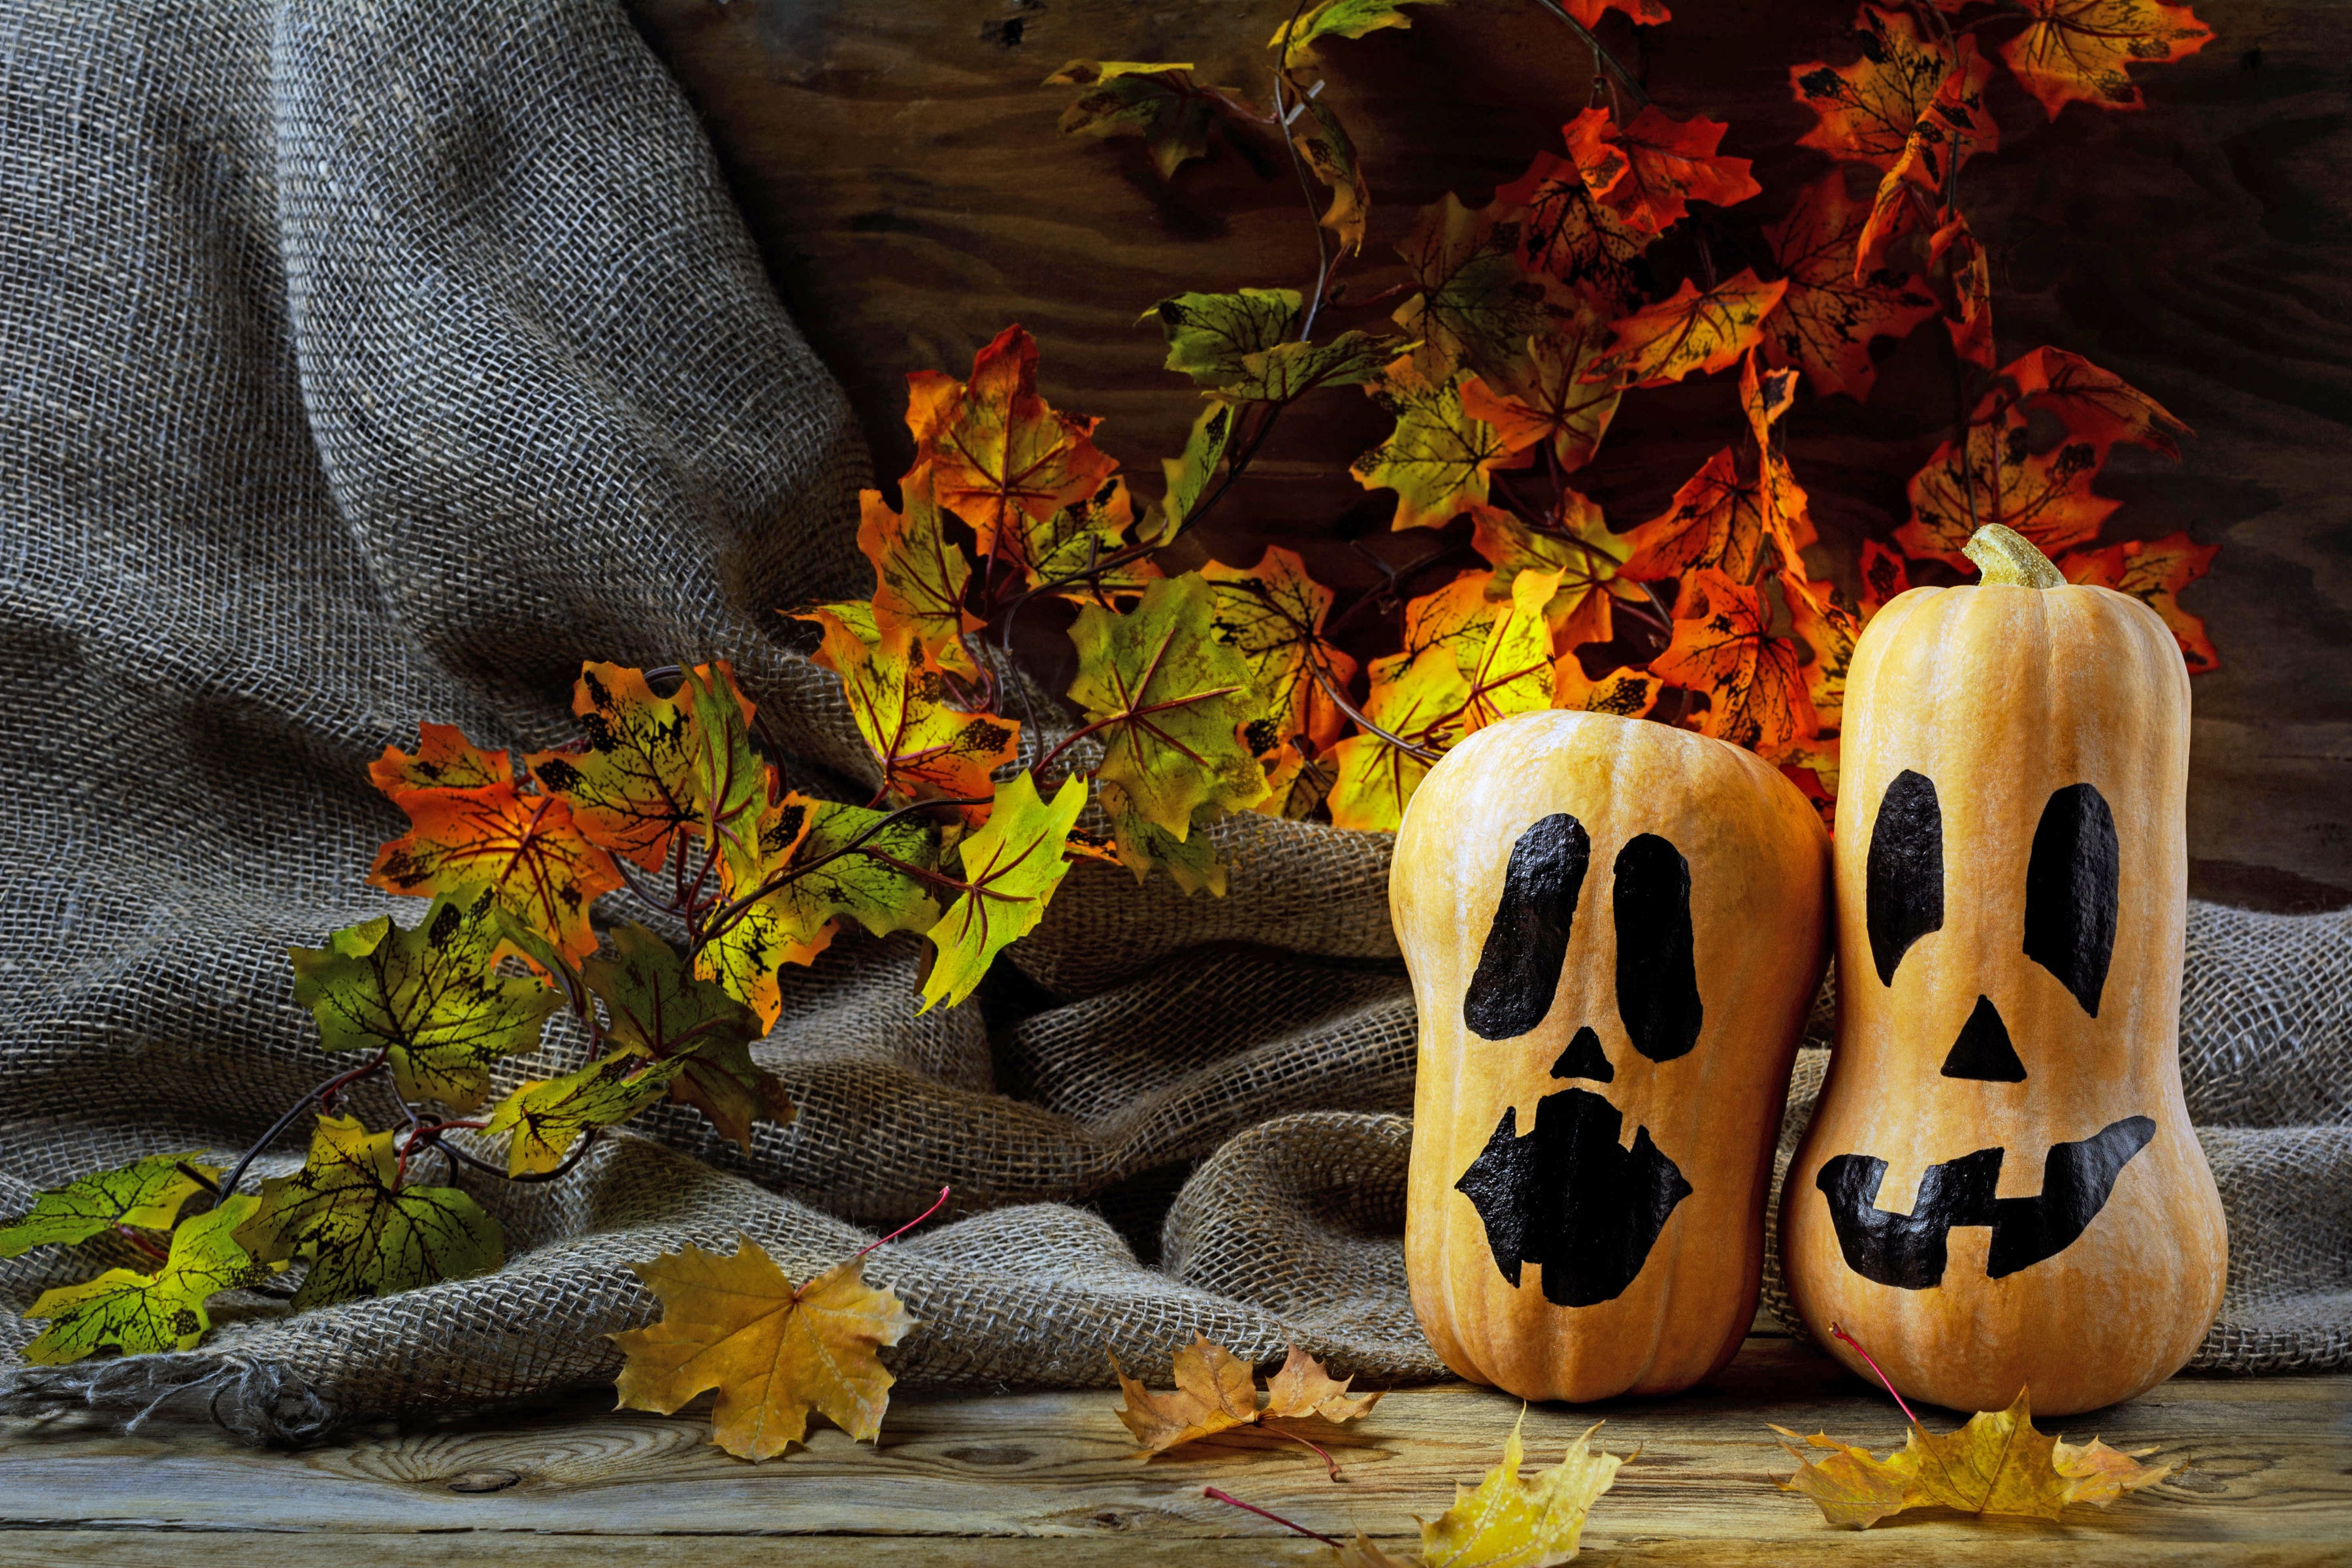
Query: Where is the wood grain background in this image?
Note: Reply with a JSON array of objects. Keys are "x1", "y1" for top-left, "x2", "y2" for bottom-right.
[{"x1": 624, "y1": 0, "x2": 2351, "y2": 911}]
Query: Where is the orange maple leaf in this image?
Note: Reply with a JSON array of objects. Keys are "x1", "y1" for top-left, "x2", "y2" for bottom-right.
[
  {"x1": 1111, "y1": 1333, "x2": 1380, "y2": 1475},
  {"x1": 1932, "y1": 216, "x2": 1995, "y2": 370},
  {"x1": 611, "y1": 1236, "x2": 915, "y2": 1462},
  {"x1": 1987, "y1": 346, "x2": 2192, "y2": 459},
  {"x1": 370, "y1": 723, "x2": 510, "y2": 796},
  {"x1": 860, "y1": 465, "x2": 982, "y2": 675},
  {"x1": 2000, "y1": 0, "x2": 2212, "y2": 120},
  {"x1": 1650, "y1": 569, "x2": 1816, "y2": 755},
  {"x1": 905, "y1": 325, "x2": 1119, "y2": 561},
  {"x1": 1201, "y1": 547, "x2": 1359, "y2": 753},
  {"x1": 525, "y1": 664, "x2": 698, "y2": 873},
  {"x1": 802, "y1": 606, "x2": 1019, "y2": 821},
  {"x1": 1791, "y1": 6, "x2": 1993, "y2": 172},
  {"x1": 1470, "y1": 500, "x2": 1642, "y2": 652},
  {"x1": 1561, "y1": 106, "x2": 1762, "y2": 238},
  {"x1": 1897, "y1": 409, "x2": 2118, "y2": 568},
  {"x1": 1857, "y1": 537, "x2": 1913, "y2": 616},
  {"x1": 1762, "y1": 173, "x2": 1938, "y2": 402},
  {"x1": 2060, "y1": 532, "x2": 2220, "y2": 672},
  {"x1": 1854, "y1": 38, "x2": 1999, "y2": 280},
  {"x1": 367, "y1": 770, "x2": 621, "y2": 967},
  {"x1": 1553, "y1": 655, "x2": 1664, "y2": 720},
  {"x1": 1618, "y1": 353, "x2": 1815, "y2": 582},
  {"x1": 1589, "y1": 270, "x2": 1789, "y2": 387},
  {"x1": 1458, "y1": 314, "x2": 1624, "y2": 474},
  {"x1": 1784, "y1": 572, "x2": 1866, "y2": 731},
  {"x1": 1491, "y1": 152, "x2": 1652, "y2": 316}
]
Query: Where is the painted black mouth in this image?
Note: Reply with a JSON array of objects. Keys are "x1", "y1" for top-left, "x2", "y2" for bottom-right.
[
  {"x1": 1816, "y1": 1115, "x2": 2157, "y2": 1289},
  {"x1": 1455, "y1": 1085, "x2": 1693, "y2": 1307}
]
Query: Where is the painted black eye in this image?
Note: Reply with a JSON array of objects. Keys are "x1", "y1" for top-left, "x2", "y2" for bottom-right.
[
  {"x1": 1464, "y1": 813, "x2": 1590, "y2": 1041},
  {"x1": 1614, "y1": 834, "x2": 1701, "y2": 1062},
  {"x1": 1866, "y1": 768, "x2": 1944, "y2": 986},
  {"x1": 2023, "y1": 783, "x2": 2119, "y2": 1017}
]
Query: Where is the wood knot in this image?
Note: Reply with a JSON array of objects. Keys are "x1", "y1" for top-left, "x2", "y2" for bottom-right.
[{"x1": 445, "y1": 1468, "x2": 523, "y2": 1494}]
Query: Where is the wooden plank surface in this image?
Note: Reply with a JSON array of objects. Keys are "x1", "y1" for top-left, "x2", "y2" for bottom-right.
[
  {"x1": 623, "y1": 0, "x2": 2352, "y2": 911},
  {"x1": 2, "y1": 1337, "x2": 2344, "y2": 1563}
]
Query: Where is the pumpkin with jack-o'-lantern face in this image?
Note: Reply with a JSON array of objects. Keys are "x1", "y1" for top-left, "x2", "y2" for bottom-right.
[
  {"x1": 1397, "y1": 709, "x2": 1831, "y2": 1402},
  {"x1": 1782, "y1": 526, "x2": 2228, "y2": 1417}
]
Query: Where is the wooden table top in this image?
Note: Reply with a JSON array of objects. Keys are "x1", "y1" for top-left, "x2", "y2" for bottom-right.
[{"x1": 3, "y1": 1334, "x2": 2344, "y2": 1563}]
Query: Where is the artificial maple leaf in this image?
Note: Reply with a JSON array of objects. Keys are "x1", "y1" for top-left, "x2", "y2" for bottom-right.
[
  {"x1": 1650, "y1": 568, "x2": 1817, "y2": 755},
  {"x1": 1458, "y1": 570, "x2": 1563, "y2": 736},
  {"x1": 1562, "y1": 106, "x2": 1761, "y2": 238},
  {"x1": 1394, "y1": 194, "x2": 1578, "y2": 382},
  {"x1": 0, "y1": 1154, "x2": 218, "y2": 1258},
  {"x1": 1791, "y1": 7, "x2": 1995, "y2": 172},
  {"x1": 1017, "y1": 476, "x2": 1164, "y2": 608},
  {"x1": 290, "y1": 887, "x2": 561, "y2": 1112},
  {"x1": 1857, "y1": 536, "x2": 1912, "y2": 615},
  {"x1": 1898, "y1": 410, "x2": 2118, "y2": 568},
  {"x1": 1774, "y1": 1386, "x2": 2174, "y2": 1527},
  {"x1": 1386, "y1": 570, "x2": 1499, "y2": 679},
  {"x1": 1326, "y1": 645, "x2": 1469, "y2": 831},
  {"x1": 1855, "y1": 40, "x2": 1998, "y2": 280},
  {"x1": 1492, "y1": 153, "x2": 1652, "y2": 317},
  {"x1": 1784, "y1": 572, "x2": 1865, "y2": 730},
  {"x1": 906, "y1": 325, "x2": 1119, "y2": 561},
  {"x1": 1999, "y1": 0, "x2": 2212, "y2": 120},
  {"x1": 1272, "y1": 0, "x2": 1446, "y2": 64},
  {"x1": 860, "y1": 468, "x2": 981, "y2": 676},
  {"x1": 527, "y1": 664, "x2": 698, "y2": 870},
  {"x1": 1589, "y1": 270, "x2": 1789, "y2": 387},
  {"x1": 370, "y1": 722, "x2": 509, "y2": 796},
  {"x1": 236, "y1": 1113, "x2": 502, "y2": 1311},
  {"x1": 754, "y1": 795, "x2": 947, "y2": 953},
  {"x1": 1047, "y1": 61, "x2": 1260, "y2": 180},
  {"x1": 1066, "y1": 573, "x2": 1271, "y2": 833},
  {"x1": 1289, "y1": 91, "x2": 1371, "y2": 255},
  {"x1": 1149, "y1": 288, "x2": 1301, "y2": 386},
  {"x1": 1224, "y1": 332, "x2": 1407, "y2": 404},
  {"x1": 368, "y1": 772, "x2": 621, "y2": 969},
  {"x1": 1994, "y1": 346, "x2": 2192, "y2": 460},
  {"x1": 486, "y1": 1047, "x2": 687, "y2": 1177},
  {"x1": 1098, "y1": 782, "x2": 1228, "y2": 896},
  {"x1": 803, "y1": 607, "x2": 1021, "y2": 821},
  {"x1": 1201, "y1": 547, "x2": 1359, "y2": 753},
  {"x1": 1553, "y1": 657, "x2": 1665, "y2": 719},
  {"x1": 1777, "y1": 732, "x2": 1842, "y2": 823},
  {"x1": 1162, "y1": 400, "x2": 1237, "y2": 534},
  {"x1": 919, "y1": 771, "x2": 1088, "y2": 1013},
  {"x1": 1460, "y1": 321, "x2": 1624, "y2": 474},
  {"x1": 1471, "y1": 503, "x2": 1641, "y2": 651},
  {"x1": 1762, "y1": 172, "x2": 1938, "y2": 402},
  {"x1": 1618, "y1": 352, "x2": 1815, "y2": 583},
  {"x1": 2061, "y1": 532, "x2": 2221, "y2": 672},
  {"x1": 612, "y1": 1235, "x2": 915, "y2": 1462},
  {"x1": 677, "y1": 661, "x2": 773, "y2": 902},
  {"x1": 1414, "y1": 1416, "x2": 1626, "y2": 1566},
  {"x1": 1112, "y1": 1335, "x2": 1380, "y2": 1463},
  {"x1": 22, "y1": 1196, "x2": 281, "y2": 1364},
  {"x1": 1556, "y1": 0, "x2": 1669, "y2": 22},
  {"x1": 585, "y1": 922, "x2": 789, "y2": 1153},
  {"x1": 1354, "y1": 356, "x2": 1511, "y2": 529}
]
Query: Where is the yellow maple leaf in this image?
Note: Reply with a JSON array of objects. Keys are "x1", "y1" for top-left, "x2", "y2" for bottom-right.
[
  {"x1": 1774, "y1": 1386, "x2": 2174, "y2": 1528},
  {"x1": 612, "y1": 1235, "x2": 917, "y2": 1462},
  {"x1": 1111, "y1": 1335, "x2": 1382, "y2": 1475},
  {"x1": 1415, "y1": 1416, "x2": 1626, "y2": 1566}
]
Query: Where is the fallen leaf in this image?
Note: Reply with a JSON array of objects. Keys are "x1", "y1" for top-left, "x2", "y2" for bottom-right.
[
  {"x1": 1048, "y1": 62, "x2": 1260, "y2": 180},
  {"x1": 1112, "y1": 1334, "x2": 1382, "y2": 1462},
  {"x1": 1417, "y1": 1415, "x2": 1626, "y2": 1566},
  {"x1": 612, "y1": 1236, "x2": 916, "y2": 1462}
]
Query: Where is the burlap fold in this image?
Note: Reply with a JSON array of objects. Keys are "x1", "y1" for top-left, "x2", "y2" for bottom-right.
[{"x1": 2, "y1": 0, "x2": 2342, "y2": 1445}]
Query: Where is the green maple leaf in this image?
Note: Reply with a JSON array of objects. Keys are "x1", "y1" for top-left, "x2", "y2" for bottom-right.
[
  {"x1": 1047, "y1": 62, "x2": 1258, "y2": 180},
  {"x1": 1353, "y1": 357, "x2": 1509, "y2": 530},
  {"x1": 1394, "y1": 193, "x2": 1577, "y2": 381},
  {"x1": 1147, "y1": 288, "x2": 1301, "y2": 385},
  {"x1": 679, "y1": 662, "x2": 772, "y2": 901},
  {"x1": 919, "y1": 772, "x2": 1089, "y2": 1013},
  {"x1": 1017, "y1": 476, "x2": 1164, "y2": 603},
  {"x1": 1100, "y1": 783, "x2": 1226, "y2": 896},
  {"x1": 485, "y1": 1048, "x2": 688, "y2": 1177},
  {"x1": 526, "y1": 663, "x2": 700, "y2": 871},
  {"x1": 1224, "y1": 332, "x2": 1405, "y2": 403},
  {"x1": 1161, "y1": 401, "x2": 1237, "y2": 534},
  {"x1": 289, "y1": 888, "x2": 561, "y2": 1112},
  {"x1": 587, "y1": 923, "x2": 791, "y2": 1153},
  {"x1": 1272, "y1": 0, "x2": 1447, "y2": 64},
  {"x1": 0, "y1": 1154, "x2": 219, "y2": 1258},
  {"x1": 23, "y1": 1196, "x2": 281, "y2": 1364},
  {"x1": 1066, "y1": 573, "x2": 1270, "y2": 835},
  {"x1": 236, "y1": 1114, "x2": 502, "y2": 1311}
]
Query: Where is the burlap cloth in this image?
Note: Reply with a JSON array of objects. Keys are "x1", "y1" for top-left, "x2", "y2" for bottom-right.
[{"x1": 1, "y1": 0, "x2": 2342, "y2": 1445}]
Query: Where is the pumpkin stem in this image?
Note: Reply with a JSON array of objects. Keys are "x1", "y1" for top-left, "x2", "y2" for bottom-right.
[{"x1": 1962, "y1": 524, "x2": 2065, "y2": 589}]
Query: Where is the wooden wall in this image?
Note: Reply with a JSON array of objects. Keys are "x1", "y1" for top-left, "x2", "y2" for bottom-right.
[{"x1": 627, "y1": 0, "x2": 2351, "y2": 912}]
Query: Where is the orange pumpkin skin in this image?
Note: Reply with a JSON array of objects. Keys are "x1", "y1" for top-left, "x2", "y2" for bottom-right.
[
  {"x1": 1397, "y1": 710, "x2": 1831, "y2": 1402},
  {"x1": 1783, "y1": 581, "x2": 2227, "y2": 1417}
]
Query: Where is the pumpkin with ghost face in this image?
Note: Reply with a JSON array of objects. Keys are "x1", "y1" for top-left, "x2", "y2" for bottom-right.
[
  {"x1": 1782, "y1": 526, "x2": 2227, "y2": 1417},
  {"x1": 1396, "y1": 709, "x2": 1832, "y2": 1401}
]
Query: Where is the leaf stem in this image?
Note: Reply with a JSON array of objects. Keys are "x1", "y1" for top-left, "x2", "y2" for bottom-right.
[
  {"x1": 1201, "y1": 1487, "x2": 1341, "y2": 1546},
  {"x1": 113, "y1": 1224, "x2": 170, "y2": 1265},
  {"x1": 1830, "y1": 1321, "x2": 1923, "y2": 1429},
  {"x1": 1266, "y1": 1419, "x2": 1347, "y2": 1481},
  {"x1": 218, "y1": 1049, "x2": 390, "y2": 1198},
  {"x1": 1525, "y1": 0, "x2": 1650, "y2": 110}
]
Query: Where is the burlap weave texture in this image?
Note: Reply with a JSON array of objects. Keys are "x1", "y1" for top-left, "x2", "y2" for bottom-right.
[{"x1": 1, "y1": 0, "x2": 2342, "y2": 1443}]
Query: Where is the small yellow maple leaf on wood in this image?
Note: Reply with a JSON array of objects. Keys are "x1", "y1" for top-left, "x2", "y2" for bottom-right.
[
  {"x1": 1773, "y1": 1386, "x2": 2174, "y2": 1528},
  {"x1": 1112, "y1": 1335, "x2": 1380, "y2": 1475},
  {"x1": 612, "y1": 1235, "x2": 917, "y2": 1462},
  {"x1": 1291, "y1": 1415, "x2": 1627, "y2": 1565}
]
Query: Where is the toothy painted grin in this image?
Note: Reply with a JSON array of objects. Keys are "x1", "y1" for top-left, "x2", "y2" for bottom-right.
[{"x1": 1817, "y1": 1115, "x2": 2157, "y2": 1289}]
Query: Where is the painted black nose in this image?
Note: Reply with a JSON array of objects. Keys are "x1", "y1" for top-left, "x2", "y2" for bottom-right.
[{"x1": 1940, "y1": 994, "x2": 2028, "y2": 1081}]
